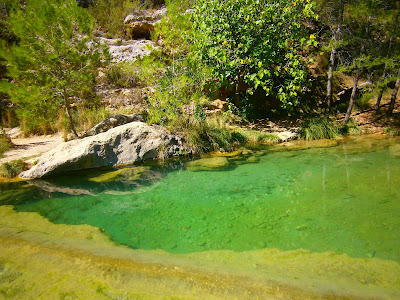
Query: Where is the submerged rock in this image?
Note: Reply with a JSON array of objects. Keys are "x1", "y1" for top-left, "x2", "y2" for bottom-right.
[
  {"x1": 20, "y1": 122, "x2": 189, "y2": 179},
  {"x1": 186, "y1": 157, "x2": 230, "y2": 171},
  {"x1": 88, "y1": 166, "x2": 150, "y2": 183},
  {"x1": 245, "y1": 156, "x2": 260, "y2": 163}
]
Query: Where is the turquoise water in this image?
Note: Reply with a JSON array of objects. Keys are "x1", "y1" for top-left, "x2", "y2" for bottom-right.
[{"x1": 2, "y1": 136, "x2": 400, "y2": 262}]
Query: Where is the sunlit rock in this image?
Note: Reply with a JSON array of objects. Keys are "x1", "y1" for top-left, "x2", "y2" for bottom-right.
[
  {"x1": 99, "y1": 38, "x2": 158, "y2": 62},
  {"x1": 20, "y1": 122, "x2": 189, "y2": 178},
  {"x1": 81, "y1": 114, "x2": 144, "y2": 138},
  {"x1": 124, "y1": 7, "x2": 167, "y2": 40}
]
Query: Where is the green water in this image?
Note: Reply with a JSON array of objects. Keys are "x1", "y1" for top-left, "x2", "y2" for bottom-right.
[{"x1": 2, "y1": 136, "x2": 400, "y2": 262}]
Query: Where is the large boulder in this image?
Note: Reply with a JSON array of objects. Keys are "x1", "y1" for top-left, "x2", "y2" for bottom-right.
[
  {"x1": 20, "y1": 122, "x2": 189, "y2": 178},
  {"x1": 124, "y1": 7, "x2": 167, "y2": 39},
  {"x1": 81, "y1": 114, "x2": 144, "y2": 137}
]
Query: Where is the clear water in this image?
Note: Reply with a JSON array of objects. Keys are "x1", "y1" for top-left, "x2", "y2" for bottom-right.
[{"x1": 2, "y1": 136, "x2": 400, "y2": 262}]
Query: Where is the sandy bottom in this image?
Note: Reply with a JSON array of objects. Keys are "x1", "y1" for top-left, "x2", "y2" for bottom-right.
[{"x1": 0, "y1": 206, "x2": 399, "y2": 299}]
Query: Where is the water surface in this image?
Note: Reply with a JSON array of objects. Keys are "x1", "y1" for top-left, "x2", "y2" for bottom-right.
[{"x1": 2, "y1": 136, "x2": 400, "y2": 263}]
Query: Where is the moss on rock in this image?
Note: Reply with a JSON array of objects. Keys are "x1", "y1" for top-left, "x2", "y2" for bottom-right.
[{"x1": 186, "y1": 157, "x2": 230, "y2": 171}]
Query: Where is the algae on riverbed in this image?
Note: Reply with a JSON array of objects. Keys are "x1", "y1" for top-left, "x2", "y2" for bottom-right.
[
  {"x1": 0, "y1": 205, "x2": 399, "y2": 299},
  {"x1": 1, "y1": 135, "x2": 400, "y2": 298}
]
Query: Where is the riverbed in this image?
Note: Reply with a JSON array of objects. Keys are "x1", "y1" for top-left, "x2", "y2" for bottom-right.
[{"x1": 0, "y1": 135, "x2": 399, "y2": 299}]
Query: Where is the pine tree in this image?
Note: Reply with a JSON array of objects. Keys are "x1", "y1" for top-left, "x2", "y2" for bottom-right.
[{"x1": 0, "y1": 0, "x2": 109, "y2": 136}]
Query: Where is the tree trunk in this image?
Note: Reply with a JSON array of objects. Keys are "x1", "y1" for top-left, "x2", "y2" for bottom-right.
[
  {"x1": 63, "y1": 90, "x2": 78, "y2": 138},
  {"x1": 375, "y1": 87, "x2": 384, "y2": 111},
  {"x1": 326, "y1": 45, "x2": 336, "y2": 111},
  {"x1": 344, "y1": 68, "x2": 360, "y2": 124},
  {"x1": 376, "y1": 37, "x2": 393, "y2": 111},
  {"x1": 326, "y1": 1, "x2": 343, "y2": 111},
  {"x1": 234, "y1": 81, "x2": 240, "y2": 108},
  {"x1": 386, "y1": 76, "x2": 400, "y2": 116}
]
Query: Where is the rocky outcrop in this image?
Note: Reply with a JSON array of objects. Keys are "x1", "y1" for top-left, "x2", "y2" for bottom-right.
[
  {"x1": 99, "y1": 38, "x2": 158, "y2": 62},
  {"x1": 81, "y1": 114, "x2": 144, "y2": 137},
  {"x1": 124, "y1": 7, "x2": 167, "y2": 39},
  {"x1": 20, "y1": 122, "x2": 189, "y2": 178}
]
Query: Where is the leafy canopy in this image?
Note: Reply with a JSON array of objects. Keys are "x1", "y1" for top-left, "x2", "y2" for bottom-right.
[
  {"x1": 192, "y1": 0, "x2": 316, "y2": 109},
  {"x1": 0, "y1": 0, "x2": 108, "y2": 135}
]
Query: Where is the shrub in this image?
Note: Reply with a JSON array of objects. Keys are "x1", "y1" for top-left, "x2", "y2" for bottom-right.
[
  {"x1": 76, "y1": 106, "x2": 112, "y2": 132},
  {"x1": 0, "y1": 131, "x2": 12, "y2": 157},
  {"x1": 87, "y1": 0, "x2": 140, "y2": 37},
  {"x1": 383, "y1": 127, "x2": 400, "y2": 136},
  {"x1": 340, "y1": 118, "x2": 362, "y2": 135},
  {"x1": 355, "y1": 92, "x2": 373, "y2": 111},
  {"x1": 105, "y1": 62, "x2": 143, "y2": 88},
  {"x1": 0, "y1": 159, "x2": 27, "y2": 177},
  {"x1": 299, "y1": 117, "x2": 341, "y2": 140},
  {"x1": 192, "y1": 0, "x2": 316, "y2": 111},
  {"x1": 171, "y1": 116, "x2": 245, "y2": 154}
]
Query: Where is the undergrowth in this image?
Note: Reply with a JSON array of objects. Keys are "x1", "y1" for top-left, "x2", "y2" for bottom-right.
[
  {"x1": 384, "y1": 127, "x2": 400, "y2": 136},
  {"x1": 0, "y1": 131, "x2": 12, "y2": 157},
  {"x1": 0, "y1": 159, "x2": 27, "y2": 177},
  {"x1": 105, "y1": 62, "x2": 143, "y2": 88},
  {"x1": 299, "y1": 117, "x2": 362, "y2": 140},
  {"x1": 236, "y1": 129, "x2": 281, "y2": 144},
  {"x1": 170, "y1": 116, "x2": 246, "y2": 154},
  {"x1": 299, "y1": 117, "x2": 341, "y2": 140}
]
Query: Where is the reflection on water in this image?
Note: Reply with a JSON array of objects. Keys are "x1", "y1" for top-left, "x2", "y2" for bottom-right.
[{"x1": 1, "y1": 136, "x2": 400, "y2": 263}]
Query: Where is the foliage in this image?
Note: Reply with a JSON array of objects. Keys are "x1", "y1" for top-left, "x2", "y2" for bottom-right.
[
  {"x1": 235, "y1": 129, "x2": 280, "y2": 143},
  {"x1": 0, "y1": 130, "x2": 12, "y2": 157},
  {"x1": 170, "y1": 116, "x2": 245, "y2": 154},
  {"x1": 192, "y1": 0, "x2": 316, "y2": 111},
  {"x1": 340, "y1": 118, "x2": 361, "y2": 134},
  {"x1": 355, "y1": 92, "x2": 373, "y2": 111},
  {"x1": 0, "y1": 0, "x2": 109, "y2": 136},
  {"x1": 87, "y1": 0, "x2": 140, "y2": 37},
  {"x1": 140, "y1": 3, "x2": 213, "y2": 126},
  {"x1": 105, "y1": 62, "x2": 143, "y2": 88},
  {"x1": 383, "y1": 127, "x2": 400, "y2": 136},
  {"x1": 68, "y1": 106, "x2": 112, "y2": 133},
  {"x1": 299, "y1": 117, "x2": 342, "y2": 140},
  {"x1": 0, "y1": 159, "x2": 26, "y2": 177},
  {"x1": 164, "y1": 0, "x2": 195, "y2": 14}
]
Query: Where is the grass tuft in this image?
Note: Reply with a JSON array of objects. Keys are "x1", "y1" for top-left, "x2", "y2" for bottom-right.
[
  {"x1": 299, "y1": 117, "x2": 341, "y2": 140},
  {"x1": 1, "y1": 159, "x2": 27, "y2": 178},
  {"x1": 384, "y1": 127, "x2": 400, "y2": 136},
  {"x1": 171, "y1": 116, "x2": 246, "y2": 154},
  {"x1": 105, "y1": 62, "x2": 143, "y2": 88}
]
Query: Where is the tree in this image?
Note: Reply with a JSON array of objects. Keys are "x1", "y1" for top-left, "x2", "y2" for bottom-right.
[
  {"x1": 374, "y1": 1, "x2": 400, "y2": 111},
  {"x1": 316, "y1": 0, "x2": 347, "y2": 111},
  {"x1": 192, "y1": 0, "x2": 316, "y2": 112},
  {"x1": 0, "y1": 0, "x2": 108, "y2": 136},
  {"x1": 386, "y1": 76, "x2": 400, "y2": 116}
]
